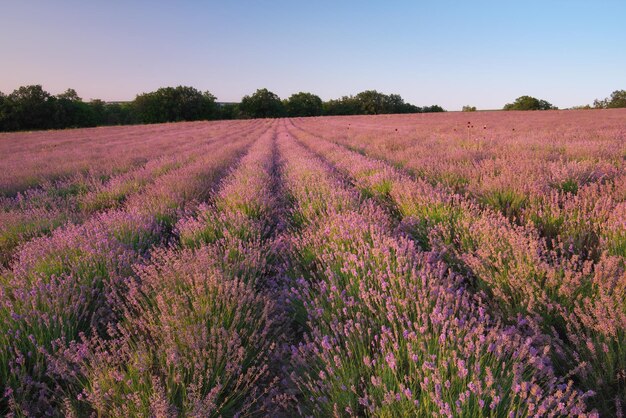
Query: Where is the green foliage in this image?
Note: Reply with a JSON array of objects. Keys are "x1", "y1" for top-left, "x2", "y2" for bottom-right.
[
  {"x1": 1, "y1": 85, "x2": 56, "y2": 131},
  {"x1": 218, "y1": 103, "x2": 240, "y2": 119},
  {"x1": 355, "y1": 90, "x2": 389, "y2": 115},
  {"x1": 604, "y1": 228, "x2": 626, "y2": 258},
  {"x1": 593, "y1": 89, "x2": 626, "y2": 109},
  {"x1": 480, "y1": 188, "x2": 528, "y2": 221},
  {"x1": 285, "y1": 92, "x2": 323, "y2": 117},
  {"x1": 239, "y1": 88, "x2": 285, "y2": 118},
  {"x1": 503, "y1": 96, "x2": 557, "y2": 111},
  {"x1": 462, "y1": 105, "x2": 477, "y2": 112},
  {"x1": 89, "y1": 100, "x2": 135, "y2": 125},
  {"x1": 556, "y1": 178, "x2": 579, "y2": 195},
  {"x1": 0, "y1": 92, "x2": 7, "y2": 132},
  {"x1": 322, "y1": 95, "x2": 361, "y2": 115},
  {"x1": 0, "y1": 86, "x2": 138, "y2": 131},
  {"x1": 421, "y1": 104, "x2": 445, "y2": 112},
  {"x1": 322, "y1": 90, "x2": 443, "y2": 116},
  {"x1": 0, "y1": 84, "x2": 448, "y2": 130},
  {"x1": 54, "y1": 89, "x2": 94, "y2": 128},
  {"x1": 132, "y1": 86, "x2": 217, "y2": 123},
  {"x1": 607, "y1": 90, "x2": 626, "y2": 108}
]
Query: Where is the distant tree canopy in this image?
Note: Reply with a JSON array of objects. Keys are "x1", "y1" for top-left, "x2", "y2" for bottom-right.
[
  {"x1": 0, "y1": 92, "x2": 5, "y2": 131},
  {"x1": 503, "y1": 96, "x2": 557, "y2": 111},
  {"x1": 323, "y1": 96, "x2": 361, "y2": 116},
  {"x1": 355, "y1": 91, "x2": 416, "y2": 115},
  {"x1": 239, "y1": 88, "x2": 285, "y2": 118},
  {"x1": 2, "y1": 85, "x2": 56, "y2": 131},
  {"x1": 0, "y1": 85, "x2": 446, "y2": 131},
  {"x1": 14, "y1": 84, "x2": 625, "y2": 133},
  {"x1": 355, "y1": 90, "x2": 389, "y2": 115},
  {"x1": 89, "y1": 100, "x2": 135, "y2": 126},
  {"x1": 0, "y1": 85, "x2": 136, "y2": 132},
  {"x1": 421, "y1": 105, "x2": 445, "y2": 113},
  {"x1": 323, "y1": 90, "x2": 443, "y2": 116},
  {"x1": 593, "y1": 90, "x2": 626, "y2": 109},
  {"x1": 54, "y1": 89, "x2": 98, "y2": 128},
  {"x1": 285, "y1": 92, "x2": 323, "y2": 117},
  {"x1": 217, "y1": 103, "x2": 241, "y2": 120},
  {"x1": 133, "y1": 86, "x2": 217, "y2": 123}
]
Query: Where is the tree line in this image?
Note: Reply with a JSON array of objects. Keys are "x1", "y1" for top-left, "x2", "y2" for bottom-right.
[
  {"x1": 0, "y1": 85, "x2": 221, "y2": 132},
  {"x1": 502, "y1": 96, "x2": 558, "y2": 111},
  {"x1": 465, "y1": 90, "x2": 626, "y2": 112},
  {"x1": 0, "y1": 85, "x2": 445, "y2": 132},
  {"x1": 1, "y1": 85, "x2": 624, "y2": 132}
]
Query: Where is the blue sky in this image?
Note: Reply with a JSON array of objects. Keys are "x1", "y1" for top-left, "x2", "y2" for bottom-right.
[{"x1": 1, "y1": 0, "x2": 624, "y2": 110}]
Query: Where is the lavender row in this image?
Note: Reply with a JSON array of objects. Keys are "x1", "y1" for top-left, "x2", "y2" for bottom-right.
[
  {"x1": 275, "y1": 124, "x2": 592, "y2": 416},
  {"x1": 298, "y1": 112, "x2": 625, "y2": 206},
  {"x1": 0, "y1": 120, "x2": 264, "y2": 217},
  {"x1": 293, "y1": 116, "x2": 626, "y2": 262},
  {"x1": 287, "y1": 121, "x2": 625, "y2": 415},
  {"x1": 68, "y1": 123, "x2": 285, "y2": 416},
  {"x1": 0, "y1": 119, "x2": 244, "y2": 196},
  {"x1": 0, "y1": 147, "x2": 194, "y2": 267},
  {"x1": 0, "y1": 119, "x2": 264, "y2": 213},
  {"x1": 0, "y1": 120, "x2": 267, "y2": 266},
  {"x1": 177, "y1": 123, "x2": 281, "y2": 254},
  {"x1": 0, "y1": 126, "x2": 261, "y2": 415}
]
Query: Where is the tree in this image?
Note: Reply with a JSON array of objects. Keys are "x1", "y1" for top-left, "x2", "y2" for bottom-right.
[
  {"x1": 285, "y1": 92, "x2": 323, "y2": 117},
  {"x1": 133, "y1": 86, "x2": 217, "y2": 123},
  {"x1": 384, "y1": 94, "x2": 421, "y2": 114},
  {"x1": 421, "y1": 105, "x2": 445, "y2": 113},
  {"x1": 537, "y1": 99, "x2": 556, "y2": 110},
  {"x1": 356, "y1": 91, "x2": 426, "y2": 114},
  {"x1": 86, "y1": 99, "x2": 107, "y2": 126},
  {"x1": 85, "y1": 100, "x2": 134, "y2": 126},
  {"x1": 593, "y1": 90, "x2": 626, "y2": 109},
  {"x1": 0, "y1": 92, "x2": 7, "y2": 131},
  {"x1": 355, "y1": 90, "x2": 388, "y2": 115},
  {"x1": 322, "y1": 91, "x2": 422, "y2": 115},
  {"x1": 323, "y1": 96, "x2": 360, "y2": 116},
  {"x1": 322, "y1": 92, "x2": 438, "y2": 116},
  {"x1": 54, "y1": 89, "x2": 94, "y2": 128},
  {"x1": 56, "y1": 88, "x2": 81, "y2": 102},
  {"x1": 503, "y1": 96, "x2": 557, "y2": 111},
  {"x1": 398, "y1": 102, "x2": 420, "y2": 113},
  {"x1": 239, "y1": 88, "x2": 285, "y2": 118},
  {"x1": 218, "y1": 103, "x2": 240, "y2": 120},
  {"x1": 593, "y1": 98, "x2": 608, "y2": 109},
  {"x1": 462, "y1": 105, "x2": 477, "y2": 112},
  {"x1": 4, "y1": 85, "x2": 57, "y2": 131},
  {"x1": 105, "y1": 102, "x2": 135, "y2": 125}
]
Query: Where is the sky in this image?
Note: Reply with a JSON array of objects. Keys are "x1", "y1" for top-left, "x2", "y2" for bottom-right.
[{"x1": 1, "y1": 1, "x2": 625, "y2": 110}]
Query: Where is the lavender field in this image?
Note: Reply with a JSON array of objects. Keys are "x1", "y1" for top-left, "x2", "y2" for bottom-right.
[{"x1": 1, "y1": 109, "x2": 626, "y2": 416}]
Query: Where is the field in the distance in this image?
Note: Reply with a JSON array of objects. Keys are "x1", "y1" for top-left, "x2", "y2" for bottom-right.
[{"x1": 1, "y1": 109, "x2": 625, "y2": 416}]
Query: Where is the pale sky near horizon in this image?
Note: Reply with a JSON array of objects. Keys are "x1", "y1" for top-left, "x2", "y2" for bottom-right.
[{"x1": 1, "y1": 0, "x2": 625, "y2": 110}]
